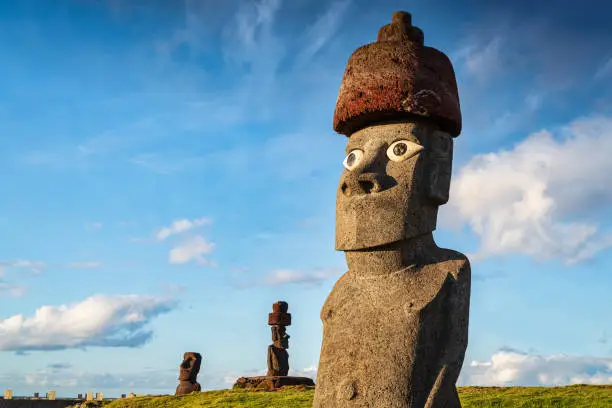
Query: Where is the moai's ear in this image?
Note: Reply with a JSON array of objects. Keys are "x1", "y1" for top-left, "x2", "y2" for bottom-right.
[{"x1": 425, "y1": 130, "x2": 453, "y2": 205}]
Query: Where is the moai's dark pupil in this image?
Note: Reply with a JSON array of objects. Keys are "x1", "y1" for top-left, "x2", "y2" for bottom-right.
[
  {"x1": 393, "y1": 142, "x2": 408, "y2": 156},
  {"x1": 346, "y1": 153, "x2": 356, "y2": 166}
]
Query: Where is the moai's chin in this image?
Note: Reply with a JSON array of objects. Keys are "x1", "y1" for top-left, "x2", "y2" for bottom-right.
[{"x1": 335, "y1": 194, "x2": 438, "y2": 250}]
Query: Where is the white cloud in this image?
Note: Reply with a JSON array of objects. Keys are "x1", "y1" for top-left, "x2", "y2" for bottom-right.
[
  {"x1": 0, "y1": 295, "x2": 176, "y2": 352},
  {"x1": 168, "y1": 235, "x2": 216, "y2": 265},
  {"x1": 156, "y1": 217, "x2": 212, "y2": 241},
  {"x1": 460, "y1": 349, "x2": 612, "y2": 386},
  {"x1": 446, "y1": 115, "x2": 612, "y2": 264},
  {"x1": 263, "y1": 268, "x2": 341, "y2": 286}
]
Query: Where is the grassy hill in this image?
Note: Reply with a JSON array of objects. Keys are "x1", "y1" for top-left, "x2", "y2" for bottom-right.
[{"x1": 82, "y1": 385, "x2": 612, "y2": 408}]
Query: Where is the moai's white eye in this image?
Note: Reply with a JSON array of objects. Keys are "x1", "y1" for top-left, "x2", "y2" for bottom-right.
[
  {"x1": 386, "y1": 140, "x2": 424, "y2": 162},
  {"x1": 343, "y1": 149, "x2": 363, "y2": 171}
]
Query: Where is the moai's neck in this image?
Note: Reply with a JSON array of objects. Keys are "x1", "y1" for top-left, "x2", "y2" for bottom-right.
[{"x1": 345, "y1": 232, "x2": 437, "y2": 277}]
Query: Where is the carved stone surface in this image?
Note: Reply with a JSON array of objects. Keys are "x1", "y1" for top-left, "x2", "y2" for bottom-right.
[
  {"x1": 313, "y1": 11, "x2": 470, "y2": 408},
  {"x1": 175, "y1": 352, "x2": 202, "y2": 396}
]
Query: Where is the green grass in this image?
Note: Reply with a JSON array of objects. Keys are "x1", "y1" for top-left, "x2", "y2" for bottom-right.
[{"x1": 94, "y1": 385, "x2": 612, "y2": 408}]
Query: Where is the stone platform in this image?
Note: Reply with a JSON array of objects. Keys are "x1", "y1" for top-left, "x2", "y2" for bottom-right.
[{"x1": 233, "y1": 376, "x2": 315, "y2": 391}]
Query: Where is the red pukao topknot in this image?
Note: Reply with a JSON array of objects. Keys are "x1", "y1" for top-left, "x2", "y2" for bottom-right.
[{"x1": 333, "y1": 11, "x2": 462, "y2": 137}]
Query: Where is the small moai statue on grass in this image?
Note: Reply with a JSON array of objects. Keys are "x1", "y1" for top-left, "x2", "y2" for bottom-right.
[
  {"x1": 313, "y1": 10, "x2": 471, "y2": 408},
  {"x1": 175, "y1": 352, "x2": 202, "y2": 395},
  {"x1": 233, "y1": 301, "x2": 315, "y2": 390},
  {"x1": 266, "y1": 301, "x2": 291, "y2": 376},
  {"x1": 4, "y1": 389, "x2": 12, "y2": 400}
]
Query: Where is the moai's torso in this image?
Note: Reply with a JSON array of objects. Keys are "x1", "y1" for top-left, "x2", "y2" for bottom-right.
[
  {"x1": 314, "y1": 249, "x2": 470, "y2": 408},
  {"x1": 267, "y1": 345, "x2": 289, "y2": 376}
]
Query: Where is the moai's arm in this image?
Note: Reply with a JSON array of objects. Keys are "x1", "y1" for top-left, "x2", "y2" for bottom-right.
[
  {"x1": 425, "y1": 258, "x2": 471, "y2": 408},
  {"x1": 267, "y1": 346, "x2": 274, "y2": 375}
]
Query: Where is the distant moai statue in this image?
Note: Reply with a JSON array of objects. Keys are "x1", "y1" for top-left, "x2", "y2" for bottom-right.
[
  {"x1": 267, "y1": 301, "x2": 291, "y2": 376},
  {"x1": 86, "y1": 392, "x2": 93, "y2": 401},
  {"x1": 233, "y1": 301, "x2": 314, "y2": 390},
  {"x1": 96, "y1": 392, "x2": 103, "y2": 401},
  {"x1": 175, "y1": 352, "x2": 202, "y2": 395},
  {"x1": 313, "y1": 11, "x2": 471, "y2": 408},
  {"x1": 4, "y1": 389, "x2": 12, "y2": 400},
  {"x1": 47, "y1": 390, "x2": 56, "y2": 400}
]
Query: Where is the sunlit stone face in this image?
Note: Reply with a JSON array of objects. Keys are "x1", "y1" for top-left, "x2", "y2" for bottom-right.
[
  {"x1": 335, "y1": 121, "x2": 453, "y2": 250},
  {"x1": 178, "y1": 353, "x2": 201, "y2": 382}
]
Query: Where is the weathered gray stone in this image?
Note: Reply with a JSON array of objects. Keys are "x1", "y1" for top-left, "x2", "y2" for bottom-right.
[{"x1": 313, "y1": 11, "x2": 470, "y2": 408}]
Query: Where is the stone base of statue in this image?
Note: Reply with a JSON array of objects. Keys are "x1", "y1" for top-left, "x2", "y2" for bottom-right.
[
  {"x1": 175, "y1": 380, "x2": 201, "y2": 395},
  {"x1": 233, "y1": 376, "x2": 315, "y2": 391}
]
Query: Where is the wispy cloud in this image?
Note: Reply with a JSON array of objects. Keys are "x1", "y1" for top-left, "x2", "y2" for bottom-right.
[
  {"x1": 263, "y1": 268, "x2": 341, "y2": 286},
  {"x1": 85, "y1": 222, "x2": 103, "y2": 231},
  {"x1": 1, "y1": 260, "x2": 46, "y2": 274},
  {"x1": 594, "y1": 57, "x2": 612, "y2": 81},
  {"x1": 156, "y1": 217, "x2": 212, "y2": 241},
  {"x1": 0, "y1": 282, "x2": 28, "y2": 298},
  {"x1": 0, "y1": 295, "x2": 176, "y2": 352},
  {"x1": 454, "y1": 36, "x2": 505, "y2": 82},
  {"x1": 294, "y1": 0, "x2": 351, "y2": 66}
]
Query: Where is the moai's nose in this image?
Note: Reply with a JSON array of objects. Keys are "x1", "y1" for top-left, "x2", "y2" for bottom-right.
[{"x1": 342, "y1": 172, "x2": 384, "y2": 196}]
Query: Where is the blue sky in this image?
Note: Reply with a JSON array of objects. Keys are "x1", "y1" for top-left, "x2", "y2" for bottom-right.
[{"x1": 1, "y1": 0, "x2": 612, "y2": 397}]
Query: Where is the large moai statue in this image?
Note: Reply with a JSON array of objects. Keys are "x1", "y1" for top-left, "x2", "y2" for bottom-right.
[
  {"x1": 313, "y1": 11, "x2": 470, "y2": 408},
  {"x1": 175, "y1": 352, "x2": 202, "y2": 395}
]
